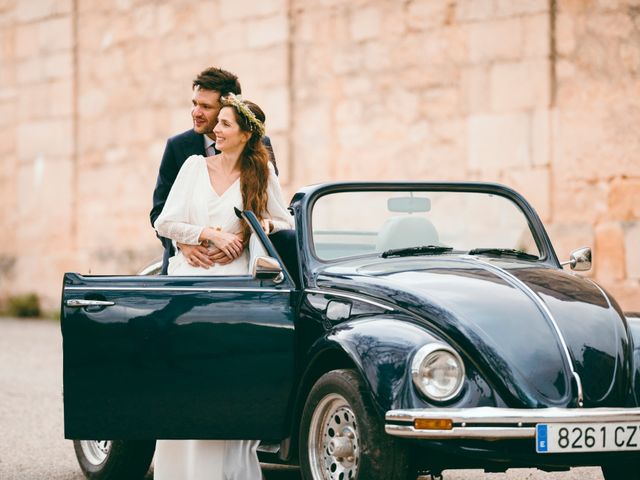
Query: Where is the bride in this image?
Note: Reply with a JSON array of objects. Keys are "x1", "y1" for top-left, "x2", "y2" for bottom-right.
[{"x1": 153, "y1": 94, "x2": 293, "y2": 479}]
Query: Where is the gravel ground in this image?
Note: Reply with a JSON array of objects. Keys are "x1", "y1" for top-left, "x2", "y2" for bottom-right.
[{"x1": 0, "y1": 318, "x2": 603, "y2": 480}]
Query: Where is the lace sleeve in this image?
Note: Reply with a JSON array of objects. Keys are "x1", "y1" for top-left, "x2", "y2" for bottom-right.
[
  {"x1": 264, "y1": 164, "x2": 294, "y2": 233},
  {"x1": 153, "y1": 155, "x2": 205, "y2": 245}
]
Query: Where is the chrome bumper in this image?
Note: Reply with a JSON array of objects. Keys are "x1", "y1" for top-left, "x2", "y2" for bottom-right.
[{"x1": 385, "y1": 407, "x2": 640, "y2": 440}]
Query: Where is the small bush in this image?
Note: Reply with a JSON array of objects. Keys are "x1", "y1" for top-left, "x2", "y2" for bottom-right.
[{"x1": 5, "y1": 293, "x2": 41, "y2": 318}]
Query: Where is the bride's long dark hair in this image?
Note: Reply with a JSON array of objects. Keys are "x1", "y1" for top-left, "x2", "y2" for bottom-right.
[{"x1": 221, "y1": 98, "x2": 270, "y2": 242}]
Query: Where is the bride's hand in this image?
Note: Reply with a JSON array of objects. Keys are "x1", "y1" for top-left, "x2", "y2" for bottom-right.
[
  {"x1": 260, "y1": 218, "x2": 274, "y2": 234},
  {"x1": 200, "y1": 228, "x2": 244, "y2": 260}
]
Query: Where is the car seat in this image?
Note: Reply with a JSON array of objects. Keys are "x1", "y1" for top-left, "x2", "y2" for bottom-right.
[{"x1": 375, "y1": 216, "x2": 439, "y2": 252}]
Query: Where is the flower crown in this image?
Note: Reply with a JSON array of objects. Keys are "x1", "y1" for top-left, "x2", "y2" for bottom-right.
[{"x1": 221, "y1": 93, "x2": 265, "y2": 138}]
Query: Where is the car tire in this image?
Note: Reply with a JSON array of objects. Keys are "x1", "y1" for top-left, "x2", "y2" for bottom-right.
[
  {"x1": 73, "y1": 440, "x2": 155, "y2": 480},
  {"x1": 299, "y1": 368, "x2": 413, "y2": 480}
]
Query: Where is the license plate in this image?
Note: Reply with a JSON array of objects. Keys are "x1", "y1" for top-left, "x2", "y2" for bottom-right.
[{"x1": 536, "y1": 422, "x2": 640, "y2": 453}]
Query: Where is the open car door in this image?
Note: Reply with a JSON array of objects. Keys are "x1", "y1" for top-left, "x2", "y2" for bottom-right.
[{"x1": 61, "y1": 211, "x2": 297, "y2": 441}]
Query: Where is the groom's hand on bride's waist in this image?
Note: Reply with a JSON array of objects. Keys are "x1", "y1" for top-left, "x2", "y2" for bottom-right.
[{"x1": 177, "y1": 243, "x2": 234, "y2": 268}]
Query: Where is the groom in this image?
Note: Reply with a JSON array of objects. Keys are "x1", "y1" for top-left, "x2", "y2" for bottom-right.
[{"x1": 150, "y1": 67, "x2": 277, "y2": 274}]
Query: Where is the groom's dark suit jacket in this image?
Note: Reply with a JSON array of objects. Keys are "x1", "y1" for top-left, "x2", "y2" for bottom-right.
[{"x1": 150, "y1": 128, "x2": 277, "y2": 274}]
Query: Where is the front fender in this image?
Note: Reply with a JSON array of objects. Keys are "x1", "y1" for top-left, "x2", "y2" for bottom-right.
[
  {"x1": 322, "y1": 316, "x2": 438, "y2": 413},
  {"x1": 299, "y1": 316, "x2": 501, "y2": 416}
]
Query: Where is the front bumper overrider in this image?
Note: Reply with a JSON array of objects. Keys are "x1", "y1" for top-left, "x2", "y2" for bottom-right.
[{"x1": 385, "y1": 407, "x2": 640, "y2": 440}]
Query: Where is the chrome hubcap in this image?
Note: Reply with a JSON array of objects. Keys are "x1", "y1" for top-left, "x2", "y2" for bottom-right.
[
  {"x1": 309, "y1": 393, "x2": 360, "y2": 480},
  {"x1": 80, "y1": 440, "x2": 111, "y2": 465}
]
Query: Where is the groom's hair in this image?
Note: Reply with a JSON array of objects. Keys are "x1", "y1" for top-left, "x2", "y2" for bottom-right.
[{"x1": 192, "y1": 67, "x2": 241, "y2": 96}]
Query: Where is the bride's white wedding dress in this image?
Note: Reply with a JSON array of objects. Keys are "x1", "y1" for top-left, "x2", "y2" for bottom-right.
[{"x1": 153, "y1": 154, "x2": 293, "y2": 480}]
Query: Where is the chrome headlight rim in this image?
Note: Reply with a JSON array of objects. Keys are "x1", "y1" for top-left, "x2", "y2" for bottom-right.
[{"x1": 411, "y1": 343, "x2": 465, "y2": 402}]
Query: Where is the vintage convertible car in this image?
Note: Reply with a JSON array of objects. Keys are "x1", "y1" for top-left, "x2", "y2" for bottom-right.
[{"x1": 61, "y1": 182, "x2": 640, "y2": 480}]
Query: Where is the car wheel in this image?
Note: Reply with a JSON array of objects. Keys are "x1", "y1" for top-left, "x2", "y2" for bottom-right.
[
  {"x1": 73, "y1": 440, "x2": 155, "y2": 480},
  {"x1": 601, "y1": 458, "x2": 640, "y2": 480},
  {"x1": 299, "y1": 369, "x2": 412, "y2": 480}
]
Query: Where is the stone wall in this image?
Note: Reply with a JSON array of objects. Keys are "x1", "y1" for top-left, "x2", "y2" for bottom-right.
[{"x1": 0, "y1": 0, "x2": 638, "y2": 311}]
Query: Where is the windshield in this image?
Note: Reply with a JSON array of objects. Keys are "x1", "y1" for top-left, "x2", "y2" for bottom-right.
[{"x1": 311, "y1": 190, "x2": 542, "y2": 261}]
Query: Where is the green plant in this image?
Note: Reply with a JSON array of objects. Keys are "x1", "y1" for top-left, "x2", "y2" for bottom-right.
[{"x1": 5, "y1": 293, "x2": 41, "y2": 318}]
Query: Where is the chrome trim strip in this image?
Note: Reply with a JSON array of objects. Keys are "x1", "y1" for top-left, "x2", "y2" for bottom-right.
[
  {"x1": 468, "y1": 257, "x2": 581, "y2": 405},
  {"x1": 572, "y1": 371, "x2": 585, "y2": 408},
  {"x1": 65, "y1": 286, "x2": 290, "y2": 294},
  {"x1": 66, "y1": 299, "x2": 115, "y2": 307},
  {"x1": 385, "y1": 407, "x2": 640, "y2": 439},
  {"x1": 304, "y1": 289, "x2": 394, "y2": 311},
  {"x1": 386, "y1": 424, "x2": 535, "y2": 440}
]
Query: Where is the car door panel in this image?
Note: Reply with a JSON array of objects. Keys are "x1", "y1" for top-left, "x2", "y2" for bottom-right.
[{"x1": 62, "y1": 273, "x2": 295, "y2": 441}]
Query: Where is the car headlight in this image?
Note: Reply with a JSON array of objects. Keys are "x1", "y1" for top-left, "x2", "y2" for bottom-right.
[{"x1": 411, "y1": 343, "x2": 465, "y2": 402}]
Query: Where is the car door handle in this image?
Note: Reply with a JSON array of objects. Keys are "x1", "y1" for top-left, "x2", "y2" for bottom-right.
[{"x1": 66, "y1": 299, "x2": 115, "y2": 308}]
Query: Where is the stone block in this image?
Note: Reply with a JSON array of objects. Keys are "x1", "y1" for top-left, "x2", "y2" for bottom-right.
[
  {"x1": 490, "y1": 59, "x2": 550, "y2": 111},
  {"x1": 0, "y1": 101, "x2": 14, "y2": 127},
  {"x1": 468, "y1": 18, "x2": 523, "y2": 63},
  {"x1": 78, "y1": 88, "x2": 108, "y2": 120},
  {"x1": 456, "y1": 0, "x2": 495, "y2": 22},
  {"x1": 524, "y1": 13, "x2": 549, "y2": 57},
  {"x1": 15, "y1": 23, "x2": 39, "y2": 59},
  {"x1": 406, "y1": 0, "x2": 455, "y2": 32},
  {"x1": 16, "y1": 82, "x2": 48, "y2": 121},
  {"x1": 16, "y1": 119, "x2": 72, "y2": 160},
  {"x1": 331, "y1": 44, "x2": 364, "y2": 75},
  {"x1": 77, "y1": 12, "x2": 109, "y2": 51},
  {"x1": 420, "y1": 87, "x2": 461, "y2": 119},
  {"x1": 495, "y1": 0, "x2": 548, "y2": 17},
  {"x1": 220, "y1": 0, "x2": 285, "y2": 21},
  {"x1": 556, "y1": 59, "x2": 577, "y2": 79},
  {"x1": 531, "y1": 108, "x2": 551, "y2": 166},
  {"x1": 155, "y1": 3, "x2": 177, "y2": 36},
  {"x1": 556, "y1": 12, "x2": 577, "y2": 56},
  {"x1": 391, "y1": 33, "x2": 423, "y2": 67},
  {"x1": 363, "y1": 41, "x2": 392, "y2": 72},
  {"x1": 292, "y1": 101, "x2": 331, "y2": 183},
  {"x1": 44, "y1": 51, "x2": 72, "y2": 80},
  {"x1": 16, "y1": 57, "x2": 45, "y2": 84},
  {"x1": 620, "y1": 41, "x2": 640, "y2": 75},
  {"x1": 49, "y1": 79, "x2": 72, "y2": 117},
  {"x1": 594, "y1": 221, "x2": 627, "y2": 282},
  {"x1": 16, "y1": 157, "x2": 72, "y2": 249},
  {"x1": 552, "y1": 177, "x2": 610, "y2": 225},
  {"x1": 341, "y1": 74, "x2": 373, "y2": 96},
  {"x1": 467, "y1": 112, "x2": 531, "y2": 171},
  {"x1": 214, "y1": 21, "x2": 247, "y2": 53},
  {"x1": 382, "y1": 5, "x2": 406, "y2": 36},
  {"x1": 39, "y1": 16, "x2": 73, "y2": 53},
  {"x1": 418, "y1": 27, "x2": 467, "y2": 65},
  {"x1": 246, "y1": 14, "x2": 288, "y2": 49},
  {"x1": 462, "y1": 65, "x2": 490, "y2": 114},
  {"x1": 259, "y1": 85, "x2": 289, "y2": 132},
  {"x1": 0, "y1": 125, "x2": 16, "y2": 156},
  {"x1": 625, "y1": 222, "x2": 640, "y2": 279},
  {"x1": 350, "y1": 5, "x2": 381, "y2": 42},
  {"x1": 553, "y1": 97, "x2": 640, "y2": 180},
  {"x1": 131, "y1": 4, "x2": 157, "y2": 40},
  {"x1": 608, "y1": 177, "x2": 640, "y2": 220},
  {"x1": 15, "y1": 0, "x2": 57, "y2": 22},
  {"x1": 586, "y1": 12, "x2": 634, "y2": 39}
]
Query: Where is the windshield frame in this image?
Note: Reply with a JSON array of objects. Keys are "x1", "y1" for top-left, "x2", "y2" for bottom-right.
[{"x1": 298, "y1": 182, "x2": 557, "y2": 267}]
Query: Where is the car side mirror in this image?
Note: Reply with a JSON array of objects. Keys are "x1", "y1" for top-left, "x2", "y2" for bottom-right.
[
  {"x1": 561, "y1": 247, "x2": 592, "y2": 271},
  {"x1": 252, "y1": 256, "x2": 284, "y2": 284}
]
